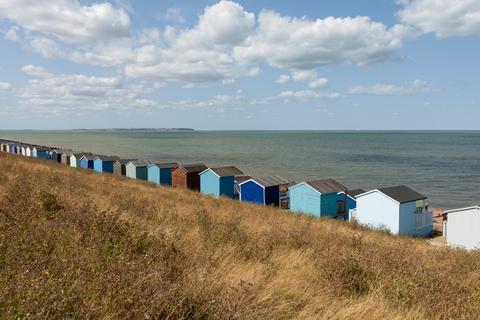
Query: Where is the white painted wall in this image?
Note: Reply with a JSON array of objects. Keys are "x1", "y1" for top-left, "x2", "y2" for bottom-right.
[
  {"x1": 447, "y1": 207, "x2": 480, "y2": 250},
  {"x1": 356, "y1": 191, "x2": 399, "y2": 234}
]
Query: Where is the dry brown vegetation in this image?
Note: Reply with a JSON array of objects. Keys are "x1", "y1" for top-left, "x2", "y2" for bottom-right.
[{"x1": 1, "y1": 152, "x2": 480, "y2": 319}]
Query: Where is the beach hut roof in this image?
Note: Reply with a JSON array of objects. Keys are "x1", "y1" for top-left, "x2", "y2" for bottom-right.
[
  {"x1": 358, "y1": 185, "x2": 427, "y2": 203},
  {"x1": 96, "y1": 155, "x2": 120, "y2": 161},
  {"x1": 235, "y1": 175, "x2": 251, "y2": 184},
  {"x1": 302, "y1": 178, "x2": 347, "y2": 194},
  {"x1": 116, "y1": 158, "x2": 136, "y2": 165},
  {"x1": 242, "y1": 175, "x2": 289, "y2": 188},
  {"x1": 346, "y1": 188, "x2": 365, "y2": 197},
  {"x1": 148, "y1": 162, "x2": 178, "y2": 169},
  {"x1": 34, "y1": 146, "x2": 51, "y2": 151},
  {"x1": 175, "y1": 163, "x2": 208, "y2": 173},
  {"x1": 81, "y1": 154, "x2": 98, "y2": 161},
  {"x1": 129, "y1": 160, "x2": 149, "y2": 167},
  {"x1": 202, "y1": 166, "x2": 243, "y2": 177}
]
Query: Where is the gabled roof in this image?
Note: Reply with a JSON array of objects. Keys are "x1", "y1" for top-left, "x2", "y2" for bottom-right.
[
  {"x1": 241, "y1": 175, "x2": 289, "y2": 188},
  {"x1": 201, "y1": 166, "x2": 243, "y2": 177},
  {"x1": 235, "y1": 175, "x2": 251, "y2": 184},
  {"x1": 96, "y1": 155, "x2": 120, "y2": 162},
  {"x1": 33, "y1": 146, "x2": 51, "y2": 151},
  {"x1": 128, "y1": 160, "x2": 149, "y2": 167},
  {"x1": 72, "y1": 153, "x2": 86, "y2": 158},
  {"x1": 148, "y1": 162, "x2": 178, "y2": 169},
  {"x1": 60, "y1": 150, "x2": 74, "y2": 156},
  {"x1": 80, "y1": 154, "x2": 98, "y2": 161},
  {"x1": 358, "y1": 185, "x2": 427, "y2": 204},
  {"x1": 302, "y1": 179, "x2": 347, "y2": 194},
  {"x1": 445, "y1": 206, "x2": 480, "y2": 215},
  {"x1": 116, "y1": 158, "x2": 136, "y2": 165},
  {"x1": 174, "y1": 163, "x2": 208, "y2": 173},
  {"x1": 339, "y1": 188, "x2": 365, "y2": 198}
]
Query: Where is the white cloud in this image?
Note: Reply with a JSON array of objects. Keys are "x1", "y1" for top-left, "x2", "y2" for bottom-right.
[
  {"x1": 398, "y1": 0, "x2": 480, "y2": 38},
  {"x1": 279, "y1": 89, "x2": 339, "y2": 101},
  {"x1": 0, "y1": 82, "x2": 11, "y2": 91},
  {"x1": 18, "y1": 65, "x2": 155, "y2": 113},
  {"x1": 30, "y1": 37, "x2": 65, "y2": 59},
  {"x1": 234, "y1": 11, "x2": 405, "y2": 69},
  {"x1": 0, "y1": 0, "x2": 130, "y2": 43},
  {"x1": 125, "y1": 0, "x2": 257, "y2": 82},
  {"x1": 275, "y1": 74, "x2": 290, "y2": 84},
  {"x1": 291, "y1": 70, "x2": 328, "y2": 88},
  {"x1": 347, "y1": 79, "x2": 436, "y2": 95},
  {"x1": 162, "y1": 8, "x2": 186, "y2": 24},
  {"x1": 4, "y1": 26, "x2": 19, "y2": 41}
]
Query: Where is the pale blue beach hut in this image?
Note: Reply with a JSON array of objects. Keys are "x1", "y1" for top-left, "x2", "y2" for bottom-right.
[
  {"x1": 289, "y1": 179, "x2": 348, "y2": 218},
  {"x1": 147, "y1": 162, "x2": 178, "y2": 185},
  {"x1": 79, "y1": 154, "x2": 96, "y2": 169},
  {"x1": 126, "y1": 160, "x2": 149, "y2": 180},
  {"x1": 199, "y1": 166, "x2": 244, "y2": 198}
]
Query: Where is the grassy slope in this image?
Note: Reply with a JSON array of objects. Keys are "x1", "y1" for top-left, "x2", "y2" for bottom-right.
[{"x1": 0, "y1": 153, "x2": 479, "y2": 319}]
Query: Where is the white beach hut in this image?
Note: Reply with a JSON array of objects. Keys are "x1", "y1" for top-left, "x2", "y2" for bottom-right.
[
  {"x1": 444, "y1": 206, "x2": 480, "y2": 250},
  {"x1": 354, "y1": 186, "x2": 433, "y2": 236}
]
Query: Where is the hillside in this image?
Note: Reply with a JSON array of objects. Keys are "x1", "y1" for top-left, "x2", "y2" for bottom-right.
[{"x1": 0, "y1": 152, "x2": 479, "y2": 319}]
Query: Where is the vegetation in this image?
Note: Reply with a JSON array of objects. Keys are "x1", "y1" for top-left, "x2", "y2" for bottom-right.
[{"x1": 1, "y1": 152, "x2": 479, "y2": 319}]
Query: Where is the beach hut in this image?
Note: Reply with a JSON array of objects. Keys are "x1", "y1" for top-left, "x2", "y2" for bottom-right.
[
  {"x1": 337, "y1": 188, "x2": 365, "y2": 219},
  {"x1": 32, "y1": 146, "x2": 50, "y2": 159},
  {"x1": 126, "y1": 160, "x2": 149, "y2": 180},
  {"x1": 0, "y1": 142, "x2": 8, "y2": 152},
  {"x1": 239, "y1": 176, "x2": 290, "y2": 206},
  {"x1": 289, "y1": 179, "x2": 348, "y2": 218},
  {"x1": 60, "y1": 150, "x2": 73, "y2": 165},
  {"x1": 69, "y1": 153, "x2": 84, "y2": 168},
  {"x1": 25, "y1": 145, "x2": 33, "y2": 157},
  {"x1": 49, "y1": 149, "x2": 61, "y2": 162},
  {"x1": 20, "y1": 145, "x2": 27, "y2": 156},
  {"x1": 15, "y1": 144, "x2": 22, "y2": 155},
  {"x1": 147, "y1": 162, "x2": 178, "y2": 185},
  {"x1": 79, "y1": 154, "x2": 97, "y2": 169},
  {"x1": 94, "y1": 156, "x2": 120, "y2": 173},
  {"x1": 354, "y1": 186, "x2": 432, "y2": 236},
  {"x1": 199, "y1": 166, "x2": 244, "y2": 198},
  {"x1": 171, "y1": 163, "x2": 208, "y2": 190},
  {"x1": 113, "y1": 159, "x2": 134, "y2": 176},
  {"x1": 444, "y1": 206, "x2": 480, "y2": 250}
]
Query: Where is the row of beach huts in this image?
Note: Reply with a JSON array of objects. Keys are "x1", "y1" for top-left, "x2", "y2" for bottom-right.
[{"x1": 1, "y1": 139, "x2": 479, "y2": 250}]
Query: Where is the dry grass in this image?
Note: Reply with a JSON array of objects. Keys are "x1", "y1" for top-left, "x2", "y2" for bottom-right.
[{"x1": 0, "y1": 152, "x2": 479, "y2": 319}]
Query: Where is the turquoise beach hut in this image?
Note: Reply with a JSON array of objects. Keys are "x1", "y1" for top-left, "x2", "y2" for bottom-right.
[
  {"x1": 199, "y1": 166, "x2": 244, "y2": 198},
  {"x1": 289, "y1": 179, "x2": 347, "y2": 218},
  {"x1": 94, "y1": 155, "x2": 120, "y2": 173},
  {"x1": 79, "y1": 154, "x2": 96, "y2": 169},
  {"x1": 147, "y1": 162, "x2": 177, "y2": 185},
  {"x1": 126, "y1": 160, "x2": 149, "y2": 180}
]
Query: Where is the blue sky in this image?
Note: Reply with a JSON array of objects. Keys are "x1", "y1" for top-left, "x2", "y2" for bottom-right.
[{"x1": 0, "y1": 0, "x2": 479, "y2": 130}]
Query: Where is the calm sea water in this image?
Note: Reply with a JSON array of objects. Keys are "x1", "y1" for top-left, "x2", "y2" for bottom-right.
[{"x1": 2, "y1": 130, "x2": 479, "y2": 209}]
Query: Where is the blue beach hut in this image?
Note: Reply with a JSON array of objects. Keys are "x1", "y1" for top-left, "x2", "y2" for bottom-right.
[
  {"x1": 147, "y1": 162, "x2": 178, "y2": 185},
  {"x1": 200, "y1": 166, "x2": 244, "y2": 198},
  {"x1": 79, "y1": 154, "x2": 96, "y2": 169},
  {"x1": 239, "y1": 176, "x2": 290, "y2": 206},
  {"x1": 94, "y1": 155, "x2": 120, "y2": 173},
  {"x1": 32, "y1": 146, "x2": 50, "y2": 159},
  {"x1": 289, "y1": 179, "x2": 347, "y2": 218},
  {"x1": 126, "y1": 160, "x2": 149, "y2": 180}
]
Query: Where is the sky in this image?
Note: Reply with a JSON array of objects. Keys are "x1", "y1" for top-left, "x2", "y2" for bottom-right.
[{"x1": 0, "y1": 0, "x2": 479, "y2": 130}]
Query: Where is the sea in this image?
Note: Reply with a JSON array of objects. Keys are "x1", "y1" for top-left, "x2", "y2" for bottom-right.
[{"x1": 1, "y1": 130, "x2": 479, "y2": 210}]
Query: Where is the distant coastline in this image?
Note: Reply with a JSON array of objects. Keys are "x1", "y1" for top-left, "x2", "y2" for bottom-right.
[{"x1": 0, "y1": 128, "x2": 196, "y2": 132}]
